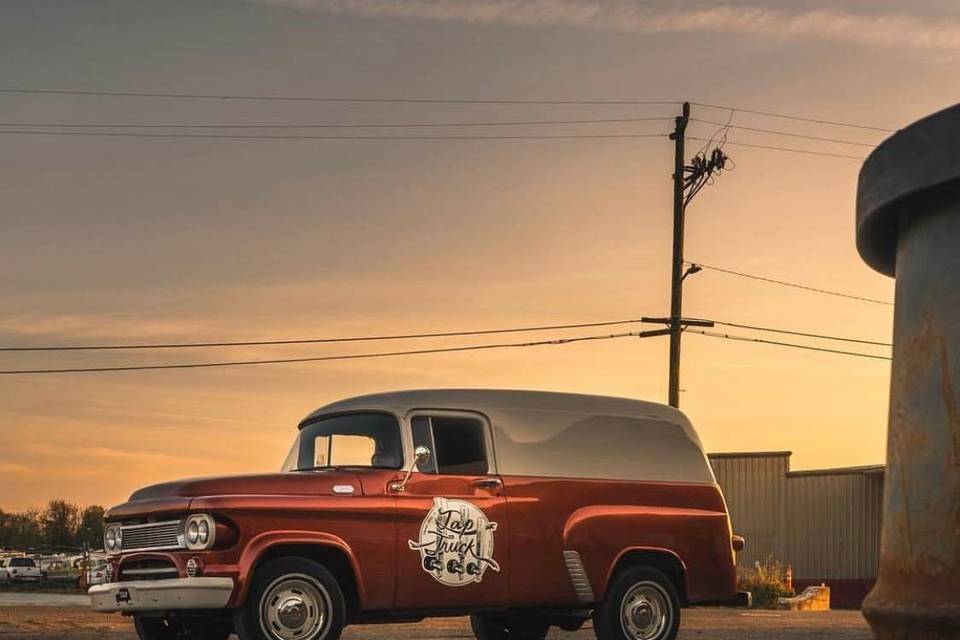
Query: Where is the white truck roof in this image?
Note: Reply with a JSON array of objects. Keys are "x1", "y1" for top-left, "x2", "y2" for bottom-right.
[{"x1": 305, "y1": 389, "x2": 715, "y2": 485}]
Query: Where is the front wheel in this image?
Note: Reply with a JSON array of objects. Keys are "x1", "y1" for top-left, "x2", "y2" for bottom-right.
[
  {"x1": 233, "y1": 557, "x2": 346, "y2": 640},
  {"x1": 470, "y1": 613, "x2": 550, "y2": 640},
  {"x1": 593, "y1": 566, "x2": 681, "y2": 640}
]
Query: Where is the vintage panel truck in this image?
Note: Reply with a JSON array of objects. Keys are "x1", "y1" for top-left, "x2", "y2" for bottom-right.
[{"x1": 90, "y1": 389, "x2": 741, "y2": 640}]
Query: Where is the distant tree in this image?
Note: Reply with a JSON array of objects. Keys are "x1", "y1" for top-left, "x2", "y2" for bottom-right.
[
  {"x1": 21, "y1": 510, "x2": 44, "y2": 549},
  {"x1": 42, "y1": 499, "x2": 80, "y2": 550},
  {"x1": 1, "y1": 510, "x2": 43, "y2": 550},
  {"x1": 78, "y1": 505, "x2": 106, "y2": 549},
  {"x1": 0, "y1": 510, "x2": 10, "y2": 549},
  {"x1": 0, "y1": 501, "x2": 106, "y2": 551}
]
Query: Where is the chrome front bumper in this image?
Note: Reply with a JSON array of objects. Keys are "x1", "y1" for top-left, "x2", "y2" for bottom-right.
[{"x1": 89, "y1": 577, "x2": 234, "y2": 612}]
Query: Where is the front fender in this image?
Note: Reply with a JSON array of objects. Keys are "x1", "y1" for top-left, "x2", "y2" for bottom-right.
[{"x1": 230, "y1": 530, "x2": 367, "y2": 608}]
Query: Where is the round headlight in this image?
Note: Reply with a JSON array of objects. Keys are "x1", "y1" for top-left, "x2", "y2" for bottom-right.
[
  {"x1": 182, "y1": 514, "x2": 216, "y2": 550},
  {"x1": 187, "y1": 521, "x2": 199, "y2": 545},
  {"x1": 105, "y1": 528, "x2": 116, "y2": 549},
  {"x1": 197, "y1": 519, "x2": 209, "y2": 544}
]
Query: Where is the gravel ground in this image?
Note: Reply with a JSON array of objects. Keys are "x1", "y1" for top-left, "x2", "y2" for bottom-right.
[
  {"x1": 0, "y1": 592, "x2": 90, "y2": 607},
  {"x1": 0, "y1": 606, "x2": 873, "y2": 639}
]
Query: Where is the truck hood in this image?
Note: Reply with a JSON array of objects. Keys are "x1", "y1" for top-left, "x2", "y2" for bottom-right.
[
  {"x1": 107, "y1": 471, "x2": 363, "y2": 519},
  {"x1": 130, "y1": 471, "x2": 364, "y2": 500}
]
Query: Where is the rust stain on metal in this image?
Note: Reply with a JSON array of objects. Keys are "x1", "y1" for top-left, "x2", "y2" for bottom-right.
[
  {"x1": 888, "y1": 425, "x2": 914, "y2": 559},
  {"x1": 887, "y1": 310, "x2": 960, "y2": 580},
  {"x1": 936, "y1": 337, "x2": 960, "y2": 463},
  {"x1": 902, "y1": 311, "x2": 960, "y2": 460}
]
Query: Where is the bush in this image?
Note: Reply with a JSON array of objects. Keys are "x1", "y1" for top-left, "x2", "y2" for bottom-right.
[{"x1": 738, "y1": 557, "x2": 794, "y2": 608}]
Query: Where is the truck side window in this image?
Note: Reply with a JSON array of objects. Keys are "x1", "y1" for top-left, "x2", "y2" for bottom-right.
[
  {"x1": 434, "y1": 416, "x2": 489, "y2": 475},
  {"x1": 413, "y1": 415, "x2": 489, "y2": 476}
]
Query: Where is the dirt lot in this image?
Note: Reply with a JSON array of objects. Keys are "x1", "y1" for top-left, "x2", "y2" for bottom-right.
[{"x1": 0, "y1": 605, "x2": 873, "y2": 639}]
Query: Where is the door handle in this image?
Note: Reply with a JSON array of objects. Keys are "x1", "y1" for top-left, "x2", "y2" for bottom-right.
[{"x1": 471, "y1": 478, "x2": 503, "y2": 491}]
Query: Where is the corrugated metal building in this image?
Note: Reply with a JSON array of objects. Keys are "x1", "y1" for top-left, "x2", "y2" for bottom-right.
[{"x1": 709, "y1": 452, "x2": 884, "y2": 607}]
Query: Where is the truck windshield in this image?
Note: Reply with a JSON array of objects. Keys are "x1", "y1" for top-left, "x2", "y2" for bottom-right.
[{"x1": 282, "y1": 412, "x2": 403, "y2": 471}]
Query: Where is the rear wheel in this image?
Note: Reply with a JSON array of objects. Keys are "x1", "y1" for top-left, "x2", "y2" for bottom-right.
[
  {"x1": 470, "y1": 612, "x2": 550, "y2": 640},
  {"x1": 133, "y1": 616, "x2": 231, "y2": 640},
  {"x1": 233, "y1": 557, "x2": 346, "y2": 640},
  {"x1": 594, "y1": 566, "x2": 680, "y2": 640}
]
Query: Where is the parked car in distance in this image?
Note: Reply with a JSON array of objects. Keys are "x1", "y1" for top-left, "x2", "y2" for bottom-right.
[
  {"x1": 3, "y1": 557, "x2": 42, "y2": 582},
  {"x1": 90, "y1": 389, "x2": 742, "y2": 640},
  {"x1": 85, "y1": 556, "x2": 109, "y2": 586}
]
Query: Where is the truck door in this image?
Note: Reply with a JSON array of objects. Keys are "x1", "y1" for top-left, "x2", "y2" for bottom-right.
[{"x1": 394, "y1": 412, "x2": 510, "y2": 610}]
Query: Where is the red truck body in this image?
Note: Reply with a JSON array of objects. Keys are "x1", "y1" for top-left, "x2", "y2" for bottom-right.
[{"x1": 91, "y1": 390, "x2": 739, "y2": 640}]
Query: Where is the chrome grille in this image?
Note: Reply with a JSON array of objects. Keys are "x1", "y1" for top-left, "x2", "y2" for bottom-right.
[
  {"x1": 120, "y1": 558, "x2": 179, "y2": 580},
  {"x1": 120, "y1": 520, "x2": 183, "y2": 552}
]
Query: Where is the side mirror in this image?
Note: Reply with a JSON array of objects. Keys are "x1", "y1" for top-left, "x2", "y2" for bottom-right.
[
  {"x1": 413, "y1": 446, "x2": 431, "y2": 468},
  {"x1": 390, "y1": 446, "x2": 431, "y2": 493}
]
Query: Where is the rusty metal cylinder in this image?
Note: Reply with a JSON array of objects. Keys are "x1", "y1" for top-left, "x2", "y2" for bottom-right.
[{"x1": 857, "y1": 104, "x2": 960, "y2": 638}]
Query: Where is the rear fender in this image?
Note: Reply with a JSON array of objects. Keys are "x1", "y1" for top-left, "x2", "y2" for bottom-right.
[{"x1": 562, "y1": 505, "x2": 734, "y2": 603}]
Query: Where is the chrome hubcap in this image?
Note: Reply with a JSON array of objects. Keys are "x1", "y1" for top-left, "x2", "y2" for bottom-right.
[
  {"x1": 620, "y1": 581, "x2": 671, "y2": 640},
  {"x1": 260, "y1": 575, "x2": 330, "y2": 640},
  {"x1": 277, "y1": 596, "x2": 308, "y2": 629}
]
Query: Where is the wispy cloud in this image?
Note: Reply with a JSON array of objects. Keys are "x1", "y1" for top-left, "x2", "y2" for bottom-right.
[
  {"x1": 246, "y1": 0, "x2": 960, "y2": 51},
  {"x1": 15, "y1": 441, "x2": 210, "y2": 467},
  {"x1": 0, "y1": 462, "x2": 33, "y2": 475}
]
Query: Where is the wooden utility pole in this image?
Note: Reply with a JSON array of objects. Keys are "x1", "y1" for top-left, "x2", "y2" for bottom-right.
[
  {"x1": 668, "y1": 102, "x2": 691, "y2": 408},
  {"x1": 646, "y1": 102, "x2": 723, "y2": 408}
]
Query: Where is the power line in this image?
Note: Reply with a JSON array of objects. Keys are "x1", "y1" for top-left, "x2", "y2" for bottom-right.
[
  {"x1": 699, "y1": 319, "x2": 892, "y2": 347},
  {"x1": 0, "y1": 88, "x2": 897, "y2": 134},
  {"x1": 0, "y1": 329, "x2": 671, "y2": 375},
  {"x1": 687, "y1": 261, "x2": 894, "y2": 305},
  {"x1": 0, "y1": 87, "x2": 896, "y2": 133},
  {"x1": 687, "y1": 137, "x2": 866, "y2": 160},
  {"x1": 691, "y1": 118, "x2": 878, "y2": 148},
  {"x1": 689, "y1": 329, "x2": 892, "y2": 361},
  {"x1": 0, "y1": 129, "x2": 669, "y2": 141},
  {"x1": 0, "y1": 318, "x2": 649, "y2": 352},
  {"x1": 0, "y1": 116, "x2": 674, "y2": 129},
  {"x1": 0, "y1": 88, "x2": 680, "y2": 106},
  {"x1": 16, "y1": 129, "x2": 865, "y2": 154},
  {"x1": 692, "y1": 102, "x2": 896, "y2": 133}
]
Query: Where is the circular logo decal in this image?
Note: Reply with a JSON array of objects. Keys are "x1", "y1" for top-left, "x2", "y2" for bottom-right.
[{"x1": 408, "y1": 497, "x2": 500, "y2": 587}]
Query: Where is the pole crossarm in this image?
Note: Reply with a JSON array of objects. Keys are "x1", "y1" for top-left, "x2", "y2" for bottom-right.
[
  {"x1": 642, "y1": 317, "x2": 715, "y2": 328},
  {"x1": 634, "y1": 328, "x2": 674, "y2": 338}
]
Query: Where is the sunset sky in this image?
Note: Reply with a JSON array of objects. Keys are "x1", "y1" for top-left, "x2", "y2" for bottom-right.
[{"x1": 2, "y1": 0, "x2": 957, "y2": 511}]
